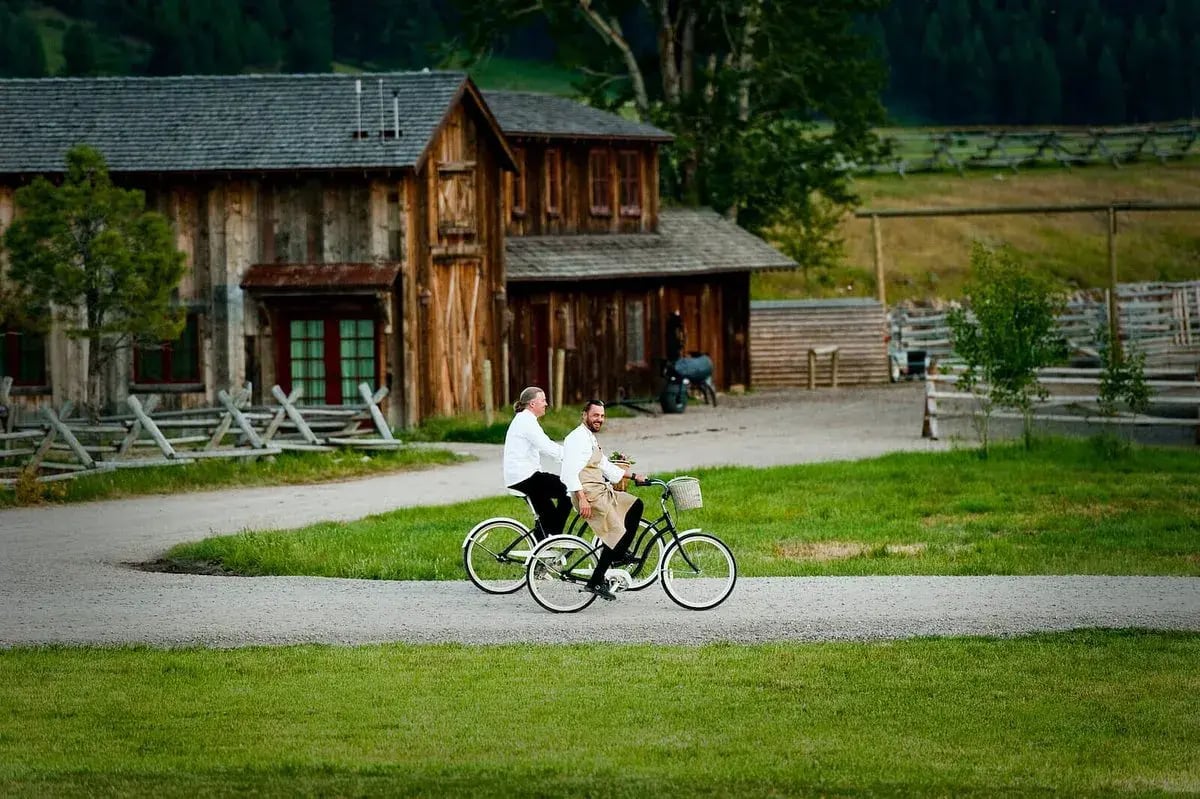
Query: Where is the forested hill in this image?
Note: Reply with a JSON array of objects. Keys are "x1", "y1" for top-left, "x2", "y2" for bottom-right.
[{"x1": 1, "y1": 0, "x2": 1197, "y2": 127}]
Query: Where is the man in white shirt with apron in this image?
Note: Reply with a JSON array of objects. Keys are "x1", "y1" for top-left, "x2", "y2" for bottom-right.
[
  {"x1": 560, "y1": 399, "x2": 646, "y2": 601},
  {"x1": 503, "y1": 386, "x2": 570, "y2": 539}
]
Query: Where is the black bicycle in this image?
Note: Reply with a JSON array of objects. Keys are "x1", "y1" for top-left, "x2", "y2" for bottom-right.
[
  {"x1": 462, "y1": 491, "x2": 665, "y2": 594},
  {"x1": 524, "y1": 477, "x2": 737, "y2": 612}
]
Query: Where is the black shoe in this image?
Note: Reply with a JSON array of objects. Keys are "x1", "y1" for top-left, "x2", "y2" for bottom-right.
[{"x1": 583, "y1": 582, "x2": 617, "y2": 601}]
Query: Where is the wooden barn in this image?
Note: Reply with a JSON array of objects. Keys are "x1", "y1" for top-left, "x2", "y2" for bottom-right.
[
  {"x1": 0, "y1": 72, "x2": 515, "y2": 426},
  {"x1": 483, "y1": 91, "x2": 796, "y2": 404}
]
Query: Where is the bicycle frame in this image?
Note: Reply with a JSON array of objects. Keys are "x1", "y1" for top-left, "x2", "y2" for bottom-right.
[{"x1": 551, "y1": 479, "x2": 701, "y2": 586}]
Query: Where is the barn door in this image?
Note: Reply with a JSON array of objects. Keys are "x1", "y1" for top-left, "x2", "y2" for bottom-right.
[{"x1": 428, "y1": 259, "x2": 484, "y2": 416}]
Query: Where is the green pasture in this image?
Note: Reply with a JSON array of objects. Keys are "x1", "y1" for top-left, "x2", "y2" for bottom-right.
[
  {"x1": 165, "y1": 438, "x2": 1200, "y2": 578},
  {"x1": 1, "y1": 631, "x2": 1197, "y2": 797}
]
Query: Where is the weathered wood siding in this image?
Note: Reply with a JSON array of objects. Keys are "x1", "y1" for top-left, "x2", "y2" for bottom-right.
[
  {"x1": 503, "y1": 140, "x2": 660, "y2": 237},
  {"x1": 412, "y1": 101, "x2": 505, "y2": 421},
  {"x1": 750, "y1": 299, "x2": 889, "y2": 387},
  {"x1": 507, "y1": 273, "x2": 749, "y2": 404}
]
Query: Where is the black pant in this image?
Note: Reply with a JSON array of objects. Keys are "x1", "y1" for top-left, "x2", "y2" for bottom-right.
[
  {"x1": 508, "y1": 471, "x2": 571, "y2": 538},
  {"x1": 589, "y1": 498, "x2": 643, "y2": 587}
]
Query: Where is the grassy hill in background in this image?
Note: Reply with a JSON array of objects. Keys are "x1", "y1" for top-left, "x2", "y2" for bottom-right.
[{"x1": 755, "y1": 162, "x2": 1200, "y2": 303}]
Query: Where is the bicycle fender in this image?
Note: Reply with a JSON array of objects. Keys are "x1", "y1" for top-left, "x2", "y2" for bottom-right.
[{"x1": 462, "y1": 517, "x2": 529, "y2": 548}]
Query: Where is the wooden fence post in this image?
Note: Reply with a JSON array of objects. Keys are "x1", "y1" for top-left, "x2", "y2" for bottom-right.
[
  {"x1": 554, "y1": 348, "x2": 566, "y2": 409},
  {"x1": 922, "y1": 361, "x2": 939, "y2": 440},
  {"x1": 0, "y1": 376, "x2": 13, "y2": 437},
  {"x1": 358, "y1": 383, "x2": 395, "y2": 441},
  {"x1": 482, "y1": 359, "x2": 494, "y2": 427}
]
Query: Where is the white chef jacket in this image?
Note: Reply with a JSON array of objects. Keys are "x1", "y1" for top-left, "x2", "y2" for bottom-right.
[
  {"x1": 560, "y1": 423, "x2": 625, "y2": 494},
  {"x1": 502, "y1": 409, "x2": 563, "y2": 487}
]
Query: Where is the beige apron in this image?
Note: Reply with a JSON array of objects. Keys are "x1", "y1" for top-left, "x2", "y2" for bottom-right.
[{"x1": 572, "y1": 440, "x2": 637, "y2": 548}]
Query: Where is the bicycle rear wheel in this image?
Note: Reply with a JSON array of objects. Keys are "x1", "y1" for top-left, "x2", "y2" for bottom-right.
[
  {"x1": 463, "y1": 519, "x2": 536, "y2": 594},
  {"x1": 526, "y1": 535, "x2": 600, "y2": 613},
  {"x1": 661, "y1": 533, "x2": 737, "y2": 610}
]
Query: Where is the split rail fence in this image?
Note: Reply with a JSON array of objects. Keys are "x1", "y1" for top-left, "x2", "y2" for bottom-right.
[
  {"x1": 892, "y1": 279, "x2": 1200, "y2": 372},
  {"x1": 921, "y1": 364, "x2": 1200, "y2": 444},
  {"x1": 0, "y1": 379, "x2": 399, "y2": 487},
  {"x1": 860, "y1": 122, "x2": 1198, "y2": 176}
]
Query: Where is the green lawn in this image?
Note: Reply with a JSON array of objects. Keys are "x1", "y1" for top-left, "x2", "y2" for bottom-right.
[
  {"x1": 164, "y1": 438, "x2": 1200, "y2": 578},
  {"x1": 1, "y1": 631, "x2": 1196, "y2": 797}
]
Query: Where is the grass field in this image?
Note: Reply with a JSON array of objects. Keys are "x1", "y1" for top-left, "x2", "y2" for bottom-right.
[
  {"x1": 755, "y1": 161, "x2": 1200, "y2": 302},
  {"x1": 163, "y1": 438, "x2": 1200, "y2": 579},
  {"x1": 1, "y1": 631, "x2": 1196, "y2": 797}
]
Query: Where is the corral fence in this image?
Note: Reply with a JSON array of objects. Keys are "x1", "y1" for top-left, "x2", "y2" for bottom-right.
[
  {"x1": 892, "y1": 279, "x2": 1200, "y2": 372},
  {"x1": 857, "y1": 121, "x2": 1199, "y2": 176},
  {"x1": 749, "y1": 299, "x2": 889, "y2": 388},
  {"x1": 922, "y1": 363, "x2": 1200, "y2": 445},
  {"x1": 0, "y1": 379, "x2": 399, "y2": 487}
]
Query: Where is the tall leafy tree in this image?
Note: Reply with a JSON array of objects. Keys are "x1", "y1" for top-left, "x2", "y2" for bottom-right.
[
  {"x1": 1, "y1": 146, "x2": 186, "y2": 415},
  {"x1": 62, "y1": 22, "x2": 99, "y2": 76},
  {"x1": 454, "y1": 0, "x2": 887, "y2": 233}
]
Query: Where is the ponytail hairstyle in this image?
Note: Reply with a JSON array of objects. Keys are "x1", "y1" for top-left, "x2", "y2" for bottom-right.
[{"x1": 514, "y1": 386, "x2": 545, "y2": 413}]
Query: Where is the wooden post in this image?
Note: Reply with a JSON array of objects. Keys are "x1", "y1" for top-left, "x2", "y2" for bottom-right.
[
  {"x1": 554, "y1": 348, "x2": 566, "y2": 409},
  {"x1": 807, "y1": 349, "x2": 816, "y2": 390},
  {"x1": 217, "y1": 388, "x2": 265, "y2": 449},
  {"x1": 116, "y1": 394, "x2": 160, "y2": 458},
  {"x1": 482, "y1": 359, "x2": 494, "y2": 427},
  {"x1": 830, "y1": 348, "x2": 840, "y2": 388},
  {"x1": 270, "y1": 384, "x2": 320, "y2": 445},
  {"x1": 872, "y1": 214, "x2": 886, "y2": 306},
  {"x1": 358, "y1": 383, "x2": 395, "y2": 441},
  {"x1": 546, "y1": 347, "x2": 554, "y2": 406},
  {"x1": 501, "y1": 340, "x2": 510, "y2": 409},
  {"x1": 41, "y1": 408, "x2": 96, "y2": 469},
  {"x1": 922, "y1": 360, "x2": 939, "y2": 439},
  {"x1": 126, "y1": 395, "x2": 178, "y2": 459},
  {"x1": 0, "y1": 376, "x2": 13, "y2": 437},
  {"x1": 1107, "y1": 205, "x2": 1122, "y2": 360}
]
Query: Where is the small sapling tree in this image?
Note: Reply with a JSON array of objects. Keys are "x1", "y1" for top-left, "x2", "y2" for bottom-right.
[
  {"x1": 2, "y1": 145, "x2": 186, "y2": 416},
  {"x1": 946, "y1": 243, "x2": 1067, "y2": 454}
]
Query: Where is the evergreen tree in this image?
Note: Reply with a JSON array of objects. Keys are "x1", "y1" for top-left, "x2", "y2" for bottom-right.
[
  {"x1": 284, "y1": 0, "x2": 333, "y2": 72},
  {"x1": 62, "y1": 22, "x2": 99, "y2": 76},
  {"x1": 1095, "y1": 45, "x2": 1126, "y2": 123}
]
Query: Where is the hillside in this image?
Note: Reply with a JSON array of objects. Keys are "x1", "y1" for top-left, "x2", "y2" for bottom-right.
[{"x1": 753, "y1": 162, "x2": 1200, "y2": 303}]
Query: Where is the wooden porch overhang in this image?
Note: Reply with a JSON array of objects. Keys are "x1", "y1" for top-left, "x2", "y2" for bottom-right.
[{"x1": 240, "y1": 262, "x2": 401, "y2": 294}]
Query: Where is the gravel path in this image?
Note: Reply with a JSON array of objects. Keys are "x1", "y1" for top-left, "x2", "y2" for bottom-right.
[{"x1": 2, "y1": 384, "x2": 1197, "y2": 647}]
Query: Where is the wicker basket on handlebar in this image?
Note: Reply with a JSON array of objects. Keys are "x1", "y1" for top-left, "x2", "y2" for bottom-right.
[
  {"x1": 667, "y1": 476, "x2": 703, "y2": 511},
  {"x1": 611, "y1": 460, "x2": 632, "y2": 492}
]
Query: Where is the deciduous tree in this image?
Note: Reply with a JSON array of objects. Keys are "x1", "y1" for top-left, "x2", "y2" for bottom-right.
[
  {"x1": 1, "y1": 145, "x2": 186, "y2": 415},
  {"x1": 454, "y1": 0, "x2": 888, "y2": 232}
]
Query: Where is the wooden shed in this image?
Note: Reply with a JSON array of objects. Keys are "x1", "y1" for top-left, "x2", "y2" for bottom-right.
[
  {"x1": 506, "y1": 207, "x2": 796, "y2": 403},
  {"x1": 0, "y1": 72, "x2": 516, "y2": 426},
  {"x1": 750, "y1": 299, "x2": 890, "y2": 387}
]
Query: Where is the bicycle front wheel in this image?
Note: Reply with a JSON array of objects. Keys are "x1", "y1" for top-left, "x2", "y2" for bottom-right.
[
  {"x1": 526, "y1": 535, "x2": 600, "y2": 613},
  {"x1": 463, "y1": 520, "x2": 537, "y2": 594},
  {"x1": 661, "y1": 533, "x2": 737, "y2": 610}
]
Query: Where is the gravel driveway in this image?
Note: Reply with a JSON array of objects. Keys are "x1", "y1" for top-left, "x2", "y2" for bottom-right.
[{"x1": 2, "y1": 384, "x2": 1198, "y2": 647}]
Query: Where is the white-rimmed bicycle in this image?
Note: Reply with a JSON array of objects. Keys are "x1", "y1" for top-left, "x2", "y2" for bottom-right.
[{"x1": 524, "y1": 476, "x2": 736, "y2": 613}]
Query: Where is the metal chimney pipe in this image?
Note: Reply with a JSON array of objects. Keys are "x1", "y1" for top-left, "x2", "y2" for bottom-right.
[{"x1": 355, "y1": 79, "x2": 362, "y2": 138}]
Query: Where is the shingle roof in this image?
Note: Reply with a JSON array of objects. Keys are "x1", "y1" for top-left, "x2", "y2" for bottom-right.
[
  {"x1": 505, "y1": 207, "x2": 795, "y2": 282},
  {"x1": 482, "y1": 91, "x2": 673, "y2": 141},
  {"x1": 0, "y1": 72, "x2": 472, "y2": 174}
]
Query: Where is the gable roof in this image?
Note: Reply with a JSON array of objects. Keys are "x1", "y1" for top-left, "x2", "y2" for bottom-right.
[
  {"x1": 505, "y1": 207, "x2": 794, "y2": 282},
  {"x1": 482, "y1": 91, "x2": 673, "y2": 142},
  {"x1": 0, "y1": 71, "x2": 507, "y2": 175}
]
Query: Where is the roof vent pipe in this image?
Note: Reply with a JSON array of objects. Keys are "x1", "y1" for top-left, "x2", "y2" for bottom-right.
[
  {"x1": 393, "y1": 89, "x2": 401, "y2": 139},
  {"x1": 355, "y1": 79, "x2": 362, "y2": 138},
  {"x1": 378, "y1": 78, "x2": 385, "y2": 139}
]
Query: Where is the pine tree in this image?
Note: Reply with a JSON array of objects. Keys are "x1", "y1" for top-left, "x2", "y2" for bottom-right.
[
  {"x1": 62, "y1": 22, "x2": 99, "y2": 76},
  {"x1": 1095, "y1": 45, "x2": 1126, "y2": 124}
]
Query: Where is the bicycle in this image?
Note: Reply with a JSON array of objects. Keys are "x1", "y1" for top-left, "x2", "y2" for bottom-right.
[
  {"x1": 524, "y1": 476, "x2": 737, "y2": 613},
  {"x1": 462, "y1": 490, "x2": 665, "y2": 594}
]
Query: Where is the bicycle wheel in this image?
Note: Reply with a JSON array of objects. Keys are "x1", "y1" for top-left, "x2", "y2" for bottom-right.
[
  {"x1": 463, "y1": 519, "x2": 537, "y2": 594},
  {"x1": 661, "y1": 533, "x2": 737, "y2": 610},
  {"x1": 526, "y1": 535, "x2": 600, "y2": 613}
]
